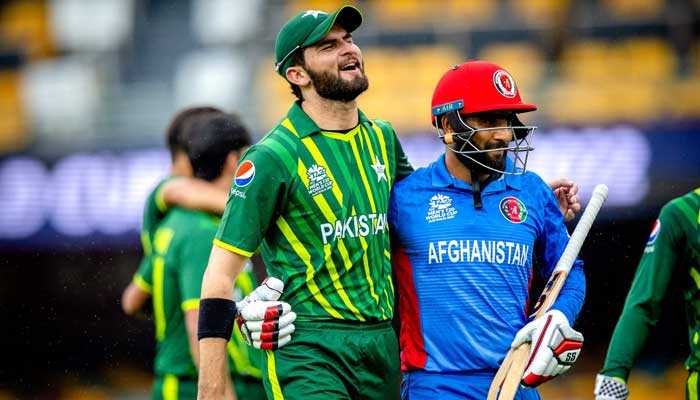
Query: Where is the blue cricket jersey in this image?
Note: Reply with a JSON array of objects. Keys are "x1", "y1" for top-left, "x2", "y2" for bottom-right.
[{"x1": 389, "y1": 154, "x2": 585, "y2": 373}]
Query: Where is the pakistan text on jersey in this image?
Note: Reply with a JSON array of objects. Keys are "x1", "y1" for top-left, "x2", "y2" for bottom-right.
[
  {"x1": 320, "y1": 213, "x2": 388, "y2": 244},
  {"x1": 428, "y1": 240, "x2": 530, "y2": 266}
]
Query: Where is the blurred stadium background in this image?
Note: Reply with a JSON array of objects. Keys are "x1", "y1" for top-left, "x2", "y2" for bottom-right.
[{"x1": 0, "y1": 0, "x2": 698, "y2": 398}]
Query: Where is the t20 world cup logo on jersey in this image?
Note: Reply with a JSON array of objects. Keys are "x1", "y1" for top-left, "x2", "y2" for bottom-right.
[
  {"x1": 306, "y1": 164, "x2": 334, "y2": 196},
  {"x1": 426, "y1": 194, "x2": 458, "y2": 223},
  {"x1": 234, "y1": 160, "x2": 255, "y2": 187},
  {"x1": 499, "y1": 196, "x2": 527, "y2": 223}
]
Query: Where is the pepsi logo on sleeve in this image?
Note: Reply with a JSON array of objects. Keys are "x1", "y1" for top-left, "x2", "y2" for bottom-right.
[
  {"x1": 234, "y1": 160, "x2": 256, "y2": 187},
  {"x1": 647, "y1": 219, "x2": 661, "y2": 245}
]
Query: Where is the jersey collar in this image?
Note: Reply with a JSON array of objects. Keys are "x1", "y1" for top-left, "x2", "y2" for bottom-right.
[
  {"x1": 431, "y1": 153, "x2": 522, "y2": 192},
  {"x1": 286, "y1": 101, "x2": 371, "y2": 138}
]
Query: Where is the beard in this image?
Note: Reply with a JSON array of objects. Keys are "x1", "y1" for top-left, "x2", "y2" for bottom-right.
[
  {"x1": 306, "y1": 63, "x2": 369, "y2": 102},
  {"x1": 454, "y1": 138, "x2": 508, "y2": 174}
]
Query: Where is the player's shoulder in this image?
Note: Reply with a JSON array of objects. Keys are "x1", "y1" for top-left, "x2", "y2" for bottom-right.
[
  {"x1": 368, "y1": 118, "x2": 394, "y2": 131},
  {"x1": 392, "y1": 165, "x2": 430, "y2": 199},
  {"x1": 661, "y1": 187, "x2": 700, "y2": 220}
]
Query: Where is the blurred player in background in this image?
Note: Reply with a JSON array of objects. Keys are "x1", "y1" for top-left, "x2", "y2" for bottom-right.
[
  {"x1": 390, "y1": 61, "x2": 586, "y2": 399},
  {"x1": 144, "y1": 112, "x2": 264, "y2": 400},
  {"x1": 197, "y1": 5, "x2": 581, "y2": 400},
  {"x1": 595, "y1": 188, "x2": 700, "y2": 400},
  {"x1": 121, "y1": 106, "x2": 229, "y2": 316}
]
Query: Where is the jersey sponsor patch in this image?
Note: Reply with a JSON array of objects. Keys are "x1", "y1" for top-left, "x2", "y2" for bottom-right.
[
  {"x1": 647, "y1": 219, "x2": 661, "y2": 245},
  {"x1": 493, "y1": 70, "x2": 517, "y2": 98},
  {"x1": 426, "y1": 194, "x2": 458, "y2": 223},
  {"x1": 234, "y1": 160, "x2": 255, "y2": 187},
  {"x1": 499, "y1": 196, "x2": 528, "y2": 223}
]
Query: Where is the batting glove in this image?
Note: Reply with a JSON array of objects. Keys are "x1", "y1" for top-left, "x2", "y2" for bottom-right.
[
  {"x1": 511, "y1": 309, "x2": 584, "y2": 387},
  {"x1": 594, "y1": 374, "x2": 629, "y2": 400},
  {"x1": 235, "y1": 277, "x2": 296, "y2": 350}
]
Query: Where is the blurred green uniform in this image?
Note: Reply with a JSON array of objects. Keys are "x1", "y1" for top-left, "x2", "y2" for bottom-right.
[
  {"x1": 144, "y1": 207, "x2": 264, "y2": 400},
  {"x1": 132, "y1": 178, "x2": 172, "y2": 297},
  {"x1": 600, "y1": 188, "x2": 700, "y2": 399}
]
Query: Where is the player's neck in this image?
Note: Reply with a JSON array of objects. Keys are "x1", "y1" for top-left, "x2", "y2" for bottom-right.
[
  {"x1": 301, "y1": 94, "x2": 359, "y2": 131},
  {"x1": 444, "y1": 151, "x2": 491, "y2": 186}
]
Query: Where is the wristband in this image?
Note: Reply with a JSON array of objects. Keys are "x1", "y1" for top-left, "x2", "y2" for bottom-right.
[{"x1": 198, "y1": 298, "x2": 237, "y2": 340}]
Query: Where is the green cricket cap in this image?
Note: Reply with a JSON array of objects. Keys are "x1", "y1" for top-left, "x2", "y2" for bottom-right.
[{"x1": 274, "y1": 5, "x2": 363, "y2": 78}]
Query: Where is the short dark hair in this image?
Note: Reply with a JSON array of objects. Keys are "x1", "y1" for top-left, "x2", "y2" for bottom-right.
[
  {"x1": 185, "y1": 113, "x2": 253, "y2": 181},
  {"x1": 166, "y1": 106, "x2": 222, "y2": 161},
  {"x1": 288, "y1": 50, "x2": 306, "y2": 102}
]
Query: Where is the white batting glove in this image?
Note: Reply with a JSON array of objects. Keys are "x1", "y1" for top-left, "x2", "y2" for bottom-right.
[
  {"x1": 594, "y1": 374, "x2": 629, "y2": 400},
  {"x1": 236, "y1": 277, "x2": 284, "y2": 309},
  {"x1": 235, "y1": 277, "x2": 296, "y2": 350},
  {"x1": 511, "y1": 309, "x2": 583, "y2": 387}
]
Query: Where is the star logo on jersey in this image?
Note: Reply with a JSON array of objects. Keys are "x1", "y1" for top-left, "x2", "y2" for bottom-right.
[
  {"x1": 426, "y1": 194, "x2": 458, "y2": 223},
  {"x1": 307, "y1": 164, "x2": 333, "y2": 196},
  {"x1": 302, "y1": 10, "x2": 327, "y2": 19},
  {"x1": 371, "y1": 156, "x2": 387, "y2": 183},
  {"x1": 499, "y1": 197, "x2": 528, "y2": 223}
]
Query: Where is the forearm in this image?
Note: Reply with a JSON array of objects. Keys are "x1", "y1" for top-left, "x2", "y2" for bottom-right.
[
  {"x1": 162, "y1": 177, "x2": 228, "y2": 215},
  {"x1": 601, "y1": 302, "x2": 655, "y2": 380},
  {"x1": 198, "y1": 246, "x2": 249, "y2": 398},
  {"x1": 121, "y1": 282, "x2": 151, "y2": 316},
  {"x1": 198, "y1": 338, "x2": 231, "y2": 398},
  {"x1": 550, "y1": 262, "x2": 586, "y2": 324}
]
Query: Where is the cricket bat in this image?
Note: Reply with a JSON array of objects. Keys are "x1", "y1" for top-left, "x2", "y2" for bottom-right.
[{"x1": 487, "y1": 184, "x2": 609, "y2": 400}]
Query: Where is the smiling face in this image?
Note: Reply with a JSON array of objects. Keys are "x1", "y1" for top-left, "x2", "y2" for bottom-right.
[{"x1": 299, "y1": 24, "x2": 369, "y2": 101}]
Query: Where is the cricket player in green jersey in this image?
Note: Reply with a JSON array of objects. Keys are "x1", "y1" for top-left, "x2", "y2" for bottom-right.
[
  {"x1": 121, "y1": 106, "x2": 229, "y2": 316},
  {"x1": 149, "y1": 112, "x2": 266, "y2": 400},
  {"x1": 595, "y1": 188, "x2": 700, "y2": 400},
  {"x1": 198, "y1": 5, "x2": 413, "y2": 400}
]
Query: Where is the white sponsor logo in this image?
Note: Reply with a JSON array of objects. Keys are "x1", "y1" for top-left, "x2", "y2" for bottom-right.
[
  {"x1": 307, "y1": 164, "x2": 334, "y2": 196},
  {"x1": 230, "y1": 187, "x2": 247, "y2": 199},
  {"x1": 428, "y1": 239, "x2": 530, "y2": 266},
  {"x1": 320, "y1": 213, "x2": 388, "y2": 244},
  {"x1": 426, "y1": 194, "x2": 458, "y2": 223}
]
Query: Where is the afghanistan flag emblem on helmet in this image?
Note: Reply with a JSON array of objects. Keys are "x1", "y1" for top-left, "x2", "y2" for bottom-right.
[{"x1": 500, "y1": 196, "x2": 528, "y2": 223}]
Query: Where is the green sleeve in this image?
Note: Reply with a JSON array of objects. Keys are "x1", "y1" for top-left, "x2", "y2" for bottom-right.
[
  {"x1": 601, "y1": 203, "x2": 684, "y2": 380},
  {"x1": 215, "y1": 146, "x2": 289, "y2": 256},
  {"x1": 178, "y1": 229, "x2": 215, "y2": 311},
  {"x1": 133, "y1": 256, "x2": 153, "y2": 293},
  {"x1": 142, "y1": 178, "x2": 173, "y2": 252}
]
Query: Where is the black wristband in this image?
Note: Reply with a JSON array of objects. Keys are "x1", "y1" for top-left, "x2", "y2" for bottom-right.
[{"x1": 198, "y1": 298, "x2": 237, "y2": 340}]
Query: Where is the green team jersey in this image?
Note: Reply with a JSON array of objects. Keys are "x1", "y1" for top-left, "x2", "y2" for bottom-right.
[
  {"x1": 602, "y1": 188, "x2": 700, "y2": 380},
  {"x1": 151, "y1": 207, "x2": 262, "y2": 378},
  {"x1": 133, "y1": 178, "x2": 173, "y2": 294},
  {"x1": 215, "y1": 102, "x2": 413, "y2": 322}
]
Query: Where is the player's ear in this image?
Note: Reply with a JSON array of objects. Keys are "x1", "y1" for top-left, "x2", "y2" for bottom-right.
[
  {"x1": 440, "y1": 115, "x2": 455, "y2": 145},
  {"x1": 286, "y1": 66, "x2": 310, "y2": 87}
]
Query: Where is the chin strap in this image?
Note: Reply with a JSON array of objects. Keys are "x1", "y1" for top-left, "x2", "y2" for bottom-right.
[{"x1": 472, "y1": 175, "x2": 483, "y2": 209}]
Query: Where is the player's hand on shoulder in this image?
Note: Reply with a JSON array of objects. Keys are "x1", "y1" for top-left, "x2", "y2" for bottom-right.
[
  {"x1": 547, "y1": 178, "x2": 581, "y2": 222},
  {"x1": 594, "y1": 374, "x2": 629, "y2": 400},
  {"x1": 511, "y1": 309, "x2": 583, "y2": 387},
  {"x1": 236, "y1": 277, "x2": 296, "y2": 350}
]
